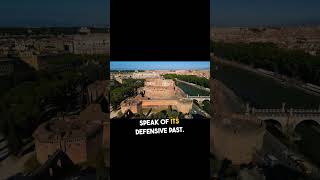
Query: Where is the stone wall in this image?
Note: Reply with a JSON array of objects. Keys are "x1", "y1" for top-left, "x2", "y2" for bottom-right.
[
  {"x1": 143, "y1": 78, "x2": 178, "y2": 99},
  {"x1": 86, "y1": 129, "x2": 103, "y2": 162},
  {"x1": 35, "y1": 140, "x2": 51, "y2": 164},
  {"x1": 120, "y1": 100, "x2": 142, "y2": 114},
  {"x1": 211, "y1": 122, "x2": 265, "y2": 165},
  {"x1": 120, "y1": 99, "x2": 193, "y2": 114},
  {"x1": 35, "y1": 138, "x2": 87, "y2": 164},
  {"x1": 144, "y1": 78, "x2": 175, "y2": 87},
  {"x1": 35, "y1": 131, "x2": 103, "y2": 164},
  {"x1": 65, "y1": 139, "x2": 87, "y2": 164},
  {"x1": 143, "y1": 86, "x2": 176, "y2": 98},
  {"x1": 19, "y1": 53, "x2": 39, "y2": 70},
  {"x1": 102, "y1": 121, "x2": 110, "y2": 145},
  {"x1": 142, "y1": 99, "x2": 192, "y2": 114},
  {"x1": 120, "y1": 78, "x2": 193, "y2": 114}
]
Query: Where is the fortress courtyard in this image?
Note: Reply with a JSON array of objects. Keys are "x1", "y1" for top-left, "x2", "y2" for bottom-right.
[{"x1": 120, "y1": 78, "x2": 193, "y2": 115}]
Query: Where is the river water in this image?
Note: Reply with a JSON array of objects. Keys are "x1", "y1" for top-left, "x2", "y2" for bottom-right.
[
  {"x1": 214, "y1": 62, "x2": 320, "y2": 109},
  {"x1": 176, "y1": 81, "x2": 210, "y2": 96}
]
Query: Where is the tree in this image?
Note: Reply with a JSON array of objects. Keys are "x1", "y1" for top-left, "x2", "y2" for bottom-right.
[
  {"x1": 110, "y1": 79, "x2": 145, "y2": 109},
  {"x1": 212, "y1": 41, "x2": 320, "y2": 86}
]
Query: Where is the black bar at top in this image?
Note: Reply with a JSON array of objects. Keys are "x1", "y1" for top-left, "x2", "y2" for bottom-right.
[{"x1": 110, "y1": 0, "x2": 210, "y2": 61}]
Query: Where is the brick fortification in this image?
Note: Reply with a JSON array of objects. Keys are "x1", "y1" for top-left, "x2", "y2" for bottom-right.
[
  {"x1": 33, "y1": 104, "x2": 108, "y2": 164},
  {"x1": 143, "y1": 78, "x2": 177, "y2": 98},
  {"x1": 120, "y1": 78, "x2": 193, "y2": 114}
]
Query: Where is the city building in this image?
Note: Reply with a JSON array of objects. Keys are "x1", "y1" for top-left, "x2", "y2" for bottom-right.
[
  {"x1": 79, "y1": 27, "x2": 91, "y2": 34},
  {"x1": 211, "y1": 27, "x2": 320, "y2": 55},
  {"x1": 132, "y1": 71, "x2": 160, "y2": 79},
  {"x1": 0, "y1": 58, "x2": 14, "y2": 76},
  {"x1": 72, "y1": 34, "x2": 110, "y2": 55}
]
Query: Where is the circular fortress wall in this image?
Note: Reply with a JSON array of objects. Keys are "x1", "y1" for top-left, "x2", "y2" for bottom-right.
[{"x1": 211, "y1": 116, "x2": 265, "y2": 165}]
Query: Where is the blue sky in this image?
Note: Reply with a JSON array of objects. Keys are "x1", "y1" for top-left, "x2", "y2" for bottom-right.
[
  {"x1": 211, "y1": 0, "x2": 320, "y2": 26},
  {"x1": 0, "y1": 0, "x2": 109, "y2": 27},
  {"x1": 110, "y1": 61, "x2": 210, "y2": 70},
  {"x1": 1, "y1": 0, "x2": 320, "y2": 27}
]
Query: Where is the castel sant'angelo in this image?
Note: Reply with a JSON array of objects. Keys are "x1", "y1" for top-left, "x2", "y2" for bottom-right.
[
  {"x1": 120, "y1": 78, "x2": 193, "y2": 114},
  {"x1": 33, "y1": 80, "x2": 109, "y2": 164},
  {"x1": 33, "y1": 104, "x2": 109, "y2": 164}
]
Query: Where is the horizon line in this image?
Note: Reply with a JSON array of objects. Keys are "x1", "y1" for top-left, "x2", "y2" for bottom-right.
[
  {"x1": 111, "y1": 68, "x2": 210, "y2": 70},
  {"x1": 0, "y1": 25, "x2": 110, "y2": 28},
  {"x1": 211, "y1": 23, "x2": 320, "y2": 28}
]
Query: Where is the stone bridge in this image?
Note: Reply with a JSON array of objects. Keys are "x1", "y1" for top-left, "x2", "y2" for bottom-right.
[
  {"x1": 185, "y1": 94, "x2": 210, "y2": 103},
  {"x1": 246, "y1": 103, "x2": 320, "y2": 133}
]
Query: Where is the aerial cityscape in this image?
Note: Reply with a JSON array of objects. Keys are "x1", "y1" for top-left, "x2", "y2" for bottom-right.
[
  {"x1": 0, "y1": 0, "x2": 319, "y2": 179},
  {"x1": 0, "y1": 27, "x2": 110, "y2": 179},
  {"x1": 110, "y1": 61, "x2": 210, "y2": 119},
  {"x1": 210, "y1": 1, "x2": 320, "y2": 179}
]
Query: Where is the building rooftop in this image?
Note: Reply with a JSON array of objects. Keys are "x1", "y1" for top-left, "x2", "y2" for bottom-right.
[
  {"x1": 33, "y1": 104, "x2": 106, "y2": 142},
  {"x1": 120, "y1": 97, "x2": 142, "y2": 106},
  {"x1": 34, "y1": 116, "x2": 100, "y2": 142}
]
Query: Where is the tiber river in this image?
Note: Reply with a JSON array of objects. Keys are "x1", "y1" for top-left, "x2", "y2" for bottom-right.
[
  {"x1": 176, "y1": 81, "x2": 210, "y2": 96},
  {"x1": 214, "y1": 62, "x2": 320, "y2": 109},
  {"x1": 215, "y1": 61, "x2": 320, "y2": 167}
]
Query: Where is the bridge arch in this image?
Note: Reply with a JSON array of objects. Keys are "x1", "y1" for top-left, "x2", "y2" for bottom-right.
[
  {"x1": 263, "y1": 119, "x2": 283, "y2": 130},
  {"x1": 203, "y1": 99, "x2": 210, "y2": 104},
  {"x1": 193, "y1": 99, "x2": 199, "y2": 105},
  {"x1": 294, "y1": 119, "x2": 320, "y2": 133}
]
